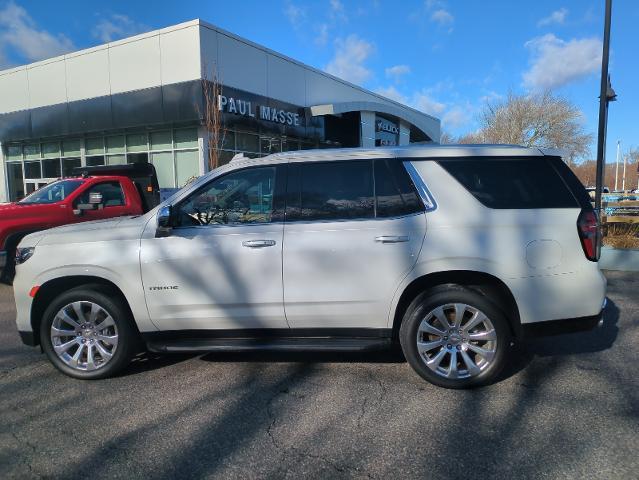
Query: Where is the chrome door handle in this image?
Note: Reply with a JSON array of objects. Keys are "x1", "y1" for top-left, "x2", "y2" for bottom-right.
[
  {"x1": 375, "y1": 235, "x2": 410, "y2": 243},
  {"x1": 242, "y1": 240, "x2": 277, "y2": 248}
]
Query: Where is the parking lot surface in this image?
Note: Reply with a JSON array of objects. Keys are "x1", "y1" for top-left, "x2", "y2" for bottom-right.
[{"x1": 1, "y1": 270, "x2": 638, "y2": 479}]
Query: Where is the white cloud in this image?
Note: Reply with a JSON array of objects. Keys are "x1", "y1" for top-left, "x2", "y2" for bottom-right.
[
  {"x1": 442, "y1": 106, "x2": 471, "y2": 129},
  {"x1": 325, "y1": 35, "x2": 374, "y2": 85},
  {"x1": 330, "y1": 0, "x2": 347, "y2": 21},
  {"x1": 284, "y1": 3, "x2": 306, "y2": 29},
  {"x1": 523, "y1": 34, "x2": 602, "y2": 89},
  {"x1": 385, "y1": 64, "x2": 411, "y2": 81},
  {"x1": 538, "y1": 8, "x2": 568, "y2": 27},
  {"x1": 315, "y1": 23, "x2": 329, "y2": 46},
  {"x1": 93, "y1": 14, "x2": 149, "y2": 43},
  {"x1": 0, "y1": 1, "x2": 74, "y2": 64},
  {"x1": 431, "y1": 9, "x2": 454, "y2": 25},
  {"x1": 375, "y1": 86, "x2": 408, "y2": 104},
  {"x1": 411, "y1": 91, "x2": 446, "y2": 115}
]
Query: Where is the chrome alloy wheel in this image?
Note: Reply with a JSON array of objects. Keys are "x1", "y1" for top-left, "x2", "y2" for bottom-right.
[
  {"x1": 50, "y1": 301, "x2": 119, "y2": 371},
  {"x1": 416, "y1": 303, "x2": 497, "y2": 379}
]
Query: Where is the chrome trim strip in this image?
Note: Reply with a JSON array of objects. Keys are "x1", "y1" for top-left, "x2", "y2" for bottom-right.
[{"x1": 403, "y1": 160, "x2": 437, "y2": 211}]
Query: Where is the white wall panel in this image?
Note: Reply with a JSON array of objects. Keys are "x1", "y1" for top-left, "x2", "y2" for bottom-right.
[
  {"x1": 267, "y1": 55, "x2": 305, "y2": 105},
  {"x1": 218, "y1": 34, "x2": 266, "y2": 95},
  {"x1": 65, "y1": 48, "x2": 110, "y2": 101},
  {"x1": 160, "y1": 25, "x2": 201, "y2": 85},
  {"x1": 304, "y1": 70, "x2": 371, "y2": 106},
  {"x1": 109, "y1": 35, "x2": 162, "y2": 94},
  {"x1": 0, "y1": 69, "x2": 29, "y2": 113},
  {"x1": 28, "y1": 60, "x2": 67, "y2": 108}
]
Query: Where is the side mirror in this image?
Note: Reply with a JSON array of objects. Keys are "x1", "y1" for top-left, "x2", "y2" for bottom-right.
[
  {"x1": 156, "y1": 205, "x2": 173, "y2": 237},
  {"x1": 89, "y1": 192, "x2": 103, "y2": 205}
]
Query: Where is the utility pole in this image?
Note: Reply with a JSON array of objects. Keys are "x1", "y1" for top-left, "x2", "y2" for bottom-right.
[
  {"x1": 614, "y1": 140, "x2": 620, "y2": 191},
  {"x1": 622, "y1": 153, "x2": 627, "y2": 192},
  {"x1": 594, "y1": 0, "x2": 615, "y2": 257}
]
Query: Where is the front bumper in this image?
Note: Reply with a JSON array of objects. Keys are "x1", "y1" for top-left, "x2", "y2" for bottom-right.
[{"x1": 522, "y1": 299, "x2": 606, "y2": 337}]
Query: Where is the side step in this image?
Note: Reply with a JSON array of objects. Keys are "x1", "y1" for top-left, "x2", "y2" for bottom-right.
[{"x1": 145, "y1": 337, "x2": 392, "y2": 354}]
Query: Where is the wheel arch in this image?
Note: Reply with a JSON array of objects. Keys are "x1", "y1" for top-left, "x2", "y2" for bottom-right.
[
  {"x1": 30, "y1": 275, "x2": 138, "y2": 347},
  {"x1": 391, "y1": 270, "x2": 522, "y2": 341}
]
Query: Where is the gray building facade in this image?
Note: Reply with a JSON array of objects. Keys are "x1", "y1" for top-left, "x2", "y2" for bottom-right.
[{"x1": 0, "y1": 19, "x2": 440, "y2": 202}]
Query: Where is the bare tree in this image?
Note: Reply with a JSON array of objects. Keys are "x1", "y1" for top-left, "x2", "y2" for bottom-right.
[
  {"x1": 198, "y1": 65, "x2": 226, "y2": 171},
  {"x1": 470, "y1": 91, "x2": 593, "y2": 164}
]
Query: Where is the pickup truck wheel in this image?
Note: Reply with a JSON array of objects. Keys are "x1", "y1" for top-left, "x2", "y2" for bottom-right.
[
  {"x1": 400, "y1": 287, "x2": 511, "y2": 389},
  {"x1": 40, "y1": 287, "x2": 137, "y2": 379}
]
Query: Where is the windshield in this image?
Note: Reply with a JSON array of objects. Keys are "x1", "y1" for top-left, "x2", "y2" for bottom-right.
[{"x1": 19, "y1": 179, "x2": 84, "y2": 204}]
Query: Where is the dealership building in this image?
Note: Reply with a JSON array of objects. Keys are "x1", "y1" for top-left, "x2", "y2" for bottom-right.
[{"x1": 0, "y1": 19, "x2": 440, "y2": 202}]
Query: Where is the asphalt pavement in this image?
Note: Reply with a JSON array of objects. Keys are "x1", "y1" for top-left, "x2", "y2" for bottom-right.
[{"x1": 1, "y1": 270, "x2": 638, "y2": 479}]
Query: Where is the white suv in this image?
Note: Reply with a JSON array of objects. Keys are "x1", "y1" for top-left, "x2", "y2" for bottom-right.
[{"x1": 13, "y1": 145, "x2": 606, "y2": 388}]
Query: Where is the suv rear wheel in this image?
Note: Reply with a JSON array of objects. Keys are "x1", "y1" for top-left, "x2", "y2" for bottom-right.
[
  {"x1": 40, "y1": 286, "x2": 137, "y2": 379},
  {"x1": 400, "y1": 286, "x2": 511, "y2": 389}
]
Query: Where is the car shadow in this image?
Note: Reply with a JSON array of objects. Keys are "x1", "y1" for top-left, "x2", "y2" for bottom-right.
[{"x1": 497, "y1": 297, "x2": 620, "y2": 383}]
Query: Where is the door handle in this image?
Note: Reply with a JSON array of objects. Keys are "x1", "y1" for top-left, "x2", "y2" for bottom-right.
[
  {"x1": 242, "y1": 240, "x2": 277, "y2": 248},
  {"x1": 375, "y1": 235, "x2": 410, "y2": 243}
]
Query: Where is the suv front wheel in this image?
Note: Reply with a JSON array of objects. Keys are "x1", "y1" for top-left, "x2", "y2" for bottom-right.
[
  {"x1": 400, "y1": 286, "x2": 511, "y2": 389},
  {"x1": 40, "y1": 286, "x2": 137, "y2": 379}
]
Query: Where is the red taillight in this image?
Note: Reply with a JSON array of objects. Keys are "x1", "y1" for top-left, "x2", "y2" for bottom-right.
[{"x1": 577, "y1": 209, "x2": 599, "y2": 262}]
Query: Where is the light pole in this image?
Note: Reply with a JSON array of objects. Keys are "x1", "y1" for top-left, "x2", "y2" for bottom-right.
[
  {"x1": 594, "y1": 0, "x2": 615, "y2": 256},
  {"x1": 614, "y1": 140, "x2": 620, "y2": 191}
]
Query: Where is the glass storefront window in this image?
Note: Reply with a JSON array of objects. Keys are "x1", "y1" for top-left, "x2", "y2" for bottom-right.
[
  {"x1": 7, "y1": 145, "x2": 22, "y2": 160},
  {"x1": 261, "y1": 137, "x2": 281, "y2": 155},
  {"x1": 106, "y1": 136, "x2": 125, "y2": 154},
  {"x1": 62, "y1": 158, "x2": 81, "y2": 177},
  {"x1": 107, "y1": 154, "x2": 126, "y2": 165},
  {"x1": 42, "y1": 142, "x2": 60, "y2": 158},
  {"x1": 86, "y1": 156, "x2": 105, "y2": 166},
  {"x1": 85, "y1": 138, "x2": 104, "y2": 155},
  {"x1": 7, "y1": 162, "x2": 24, "y2": 200},
  {"x1": 151, "y1": 152, "x2": 175, "y2": 188},
  {"x1": 63, "y1": 139, "x2": 81, "y2": 157},
  {"x1": 24, "y1": 161, "x2": 42, "y2": 179},
  {"x1": 174, "y1": 128, "x2": 198, "y2": 149},
  {"x1": 150, "y1": 131, "x2": 172, "y2": 151},
  {"x1": 175, "y1": 150, "x2": 199, "y2": 187},
  {"x1": 42, "y1": 158, "x2": 61, "y2": 178},
  {"x1": 220, "y1": 130, "x2": 235, "y2": 150},
  {"x1": 127, "y1": 153, "x2": 148, "y2": 164},
  {"x1": 24, "y1": 144, "x2": 40, "y2": 160},
  {"x1": 127, "y1": 133, "x2": 147, "y2": 152},
  {"x1": 236, "y1": 132, "x2": 259, "y2": 153}
]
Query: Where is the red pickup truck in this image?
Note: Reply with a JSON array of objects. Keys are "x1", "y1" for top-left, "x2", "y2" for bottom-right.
[{"x1": 0, "y1": 163, "x2": 160, "y2": 282}]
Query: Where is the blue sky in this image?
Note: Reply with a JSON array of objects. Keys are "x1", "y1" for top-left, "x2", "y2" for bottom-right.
[{"x1": 0, "y1": 0, "x2": 636, "y2": 163}]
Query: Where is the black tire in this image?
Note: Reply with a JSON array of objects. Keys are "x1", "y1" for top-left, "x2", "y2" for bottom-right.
[
  {"x1": 399, "y1": 285, "x2": 511, "y2": 389},
  {"x1": 40, "y1": 286, "x2": 138, "y2": 379}
]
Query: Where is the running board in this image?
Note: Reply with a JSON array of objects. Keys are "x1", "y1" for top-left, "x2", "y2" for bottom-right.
[{"x1": 145, "y1": 337, "x2": 392, "y2": 354}]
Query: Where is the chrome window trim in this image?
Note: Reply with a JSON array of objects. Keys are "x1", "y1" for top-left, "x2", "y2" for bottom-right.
[{"x1": 403, "y1": 160, "x2": 437, "y2": 212}]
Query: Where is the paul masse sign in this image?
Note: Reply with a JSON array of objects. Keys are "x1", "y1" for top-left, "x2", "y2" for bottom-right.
[{"x1": 218, "y1": 95, "x2": 301, "y2": 126}]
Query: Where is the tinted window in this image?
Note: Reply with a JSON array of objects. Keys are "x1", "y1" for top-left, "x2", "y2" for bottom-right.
[
  {"x1": 76, "y1": 181, "x2": 125, "y2": 207},
  {"x1": 290, "y1": 161, "x2": 374, "y2": 221},
  {"x1": 374, "y1": 159, "x2": 424, "y2": 217},
  {"x1": 438, "y1": 158, "x2": 578, "y2": 209},
  {"x1": 177, "y1": 167, "x2": 276, "y2": 226}
]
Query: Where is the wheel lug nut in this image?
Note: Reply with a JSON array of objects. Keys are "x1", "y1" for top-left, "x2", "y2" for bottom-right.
[
  {"x1": 444, "y1": 336, "x2": 448, "y2": 340},
  {"x1": 447, "y1": 344, "x2": 451, "y2": 349},
  {"x1": 456, "y1": 345, "x2": 461, "y2": 350}
]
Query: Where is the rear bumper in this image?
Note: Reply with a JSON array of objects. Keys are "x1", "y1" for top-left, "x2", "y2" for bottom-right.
[{"x1": 522, "y1": 299, "x2": 606, "y2": 337}]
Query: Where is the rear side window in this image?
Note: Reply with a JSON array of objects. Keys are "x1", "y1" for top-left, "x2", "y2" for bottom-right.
[
  {"x1": 288, "y1": 161, "x2": 374, "y2": 221},
  {"x1": 437, "y1": 158, "x2": 579, "y2": 209},
  {"x1": 77, "y1": 181, "x2": 125, "y2": 207},
  {"x1": 374, "y1": 159, "x2": 424, "y2": 217}
]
